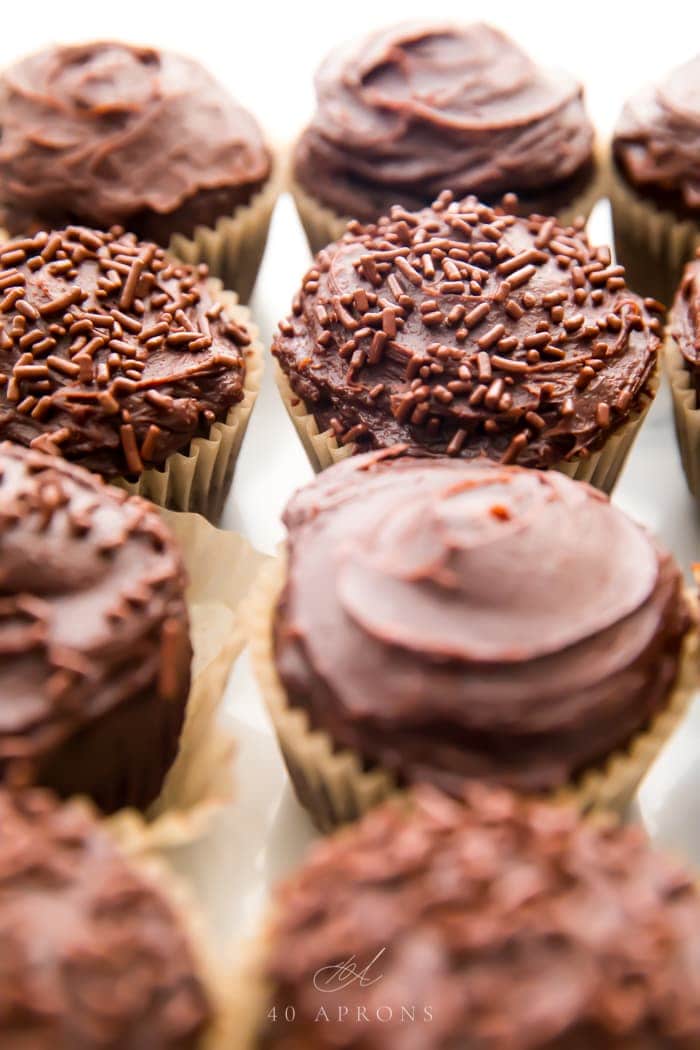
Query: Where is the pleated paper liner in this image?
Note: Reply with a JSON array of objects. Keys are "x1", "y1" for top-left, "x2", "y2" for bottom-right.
[
  {"x1": 290, "y1": 144, "x2": 607, "y2": 256},
  {"x1": 103, "y1": 510, "x2": 269, "y2": 852},
  {"x1": 114, "y1": 281, "x2": 263, "y2": 522},
  {"x1": 169, "y1": 152, "x2": 284, "y2": 303},
  {"x1": 666, "y1": 330, "x2": 700, "y2": 499},
  {"x1": 609, "y1": 159, "x2": 700, "y2": 306},
  {"x1": 249, "y1": 555, "x2": 698, "y2": 833},
  {"x1": 276, "y1": 359, "x2": 660, "y2": 495}
]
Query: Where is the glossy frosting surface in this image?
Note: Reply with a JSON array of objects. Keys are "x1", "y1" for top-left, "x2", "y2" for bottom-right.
[
  {"x1": 294, "y1": 22, "x2": 594, "y2": 220},
  {"x1": 274, "y1": 450, "x2": 689, "y2": 793}
]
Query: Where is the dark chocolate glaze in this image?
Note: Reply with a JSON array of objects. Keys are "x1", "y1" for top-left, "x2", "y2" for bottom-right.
[
  {"x1": 670, "y1": 252, "x2": 700, "y2": 397},
  {"x1": 274, "y1": 450, "x2": 690, "y2": 795},
  {"x1": 614, "y1": 55, "x2": 700, "y2": 217},
  {"x1": 0, "y1": 788, "x2": 210, "y2": 1049},
  {"x1": 259, "y1": 783, "x2": 700, "y2": 1049},
  {"x1": 294, "y1": 23, "x2": 595, "y2": 222},
  {"x1": 0, "y1": 41, "x2": 271, "y2": 241},
  {"x1": 274, "y1": 194, "x2": 660, "y2": 467},
  {"x1": 0, "y1": 226, "x2": 251, "y2": 478},
  {"x1": 0, "y1": 442, "x2": 191, "y2": 813}
]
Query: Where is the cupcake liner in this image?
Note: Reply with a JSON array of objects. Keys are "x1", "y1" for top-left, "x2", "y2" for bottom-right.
[
  {"x1": 249, "y1": 555, "x2": 698, "y2": 833},
  {"x1": 609, "y1": 160, "x2": 700, "y2": 304},
  {"x1": 103, "y1": 510, "x2": 269, "y2": 851},
  {"x1": 114, "y1": 281, "x2": 263, "y2": 522},
  {"x1": 275, "y1": 360, "x2": 659, "y2": 496},
  {"x1": 665, "y1": 330, "x2": 700, "y2": 498},
  {"x1": 290, "y1": 146, "x2": 606, "y2": 256},
  {"x1": 169, "y1": 153, "x2": 283, "y2": 303}
]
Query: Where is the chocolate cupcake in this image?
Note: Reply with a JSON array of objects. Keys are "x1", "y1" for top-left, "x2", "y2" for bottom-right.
[
  {"x1": 0, "y1": 441, "x2": 191, "y2": 814},
  {"x1": 0, "y1": 787, "x2": 213, "y2": 1049},
  {"x1": 612, "y1": 55, "x2": 700, "y2": 304},
  {"x1": 250, "y1": 449, "x2": 695, "y2": 830},
  {"x1": 664, "y1": 250, "x2": 700, "y2": 498},
  {"x1": 0, "y1": 225, "x2": 262, "y2": 519},
  {"x1": 0, "y1": 41, "x2": 278, "y2": 300},
  {"x1": 274, "y1": 194, "x2": 659, "y2": 493},
  {"x1": 246, "y1": 784, "x2": 700, "y2": 1049},
  {"x1": 292, "y1": 23, "x2": 599, "y2": 253}
]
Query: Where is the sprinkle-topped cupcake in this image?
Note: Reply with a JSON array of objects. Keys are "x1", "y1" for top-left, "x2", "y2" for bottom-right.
[
  {"x1": 0, "y1": 225, "x2": 259, "y2": 515},
  {"x1": 253, "y1": 784, "x2": 700, "y2": 1049},
  {"x1": 274, "y1": 193, "x2": 659, "y2": 490}
]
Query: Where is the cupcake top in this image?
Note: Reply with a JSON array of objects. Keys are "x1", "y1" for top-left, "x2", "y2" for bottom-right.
[
  {"x1": 0, "y1": 41, "x2": 271, "y2": 238},
  {"x1": 0, "y1": 225, "x2": 251, "y2": 477},
  {"x1": 274, "y1": 449, "x2": 689, "y2": 794},
  {"x1": 274, "y1": 194, "x2": 660, "y2": 467},
  {"x1": 0, "y1": 787, "x2": 210, "y2": 1049},
  {"x1": 259, "y1": 784, "x2": 700, "y2": 1049},
  {"x1": 293, "y1": 22, "x2": 594, "y2": 221},
  {"x1": 670, "y1": 250, "x2": 700, "y2": 370},
  {"x1": 613, "y1": 55, "x2": 700, "y2": 214},
  {"x1": 0, "y1": 441, "x2": 190, "y2": 788}
]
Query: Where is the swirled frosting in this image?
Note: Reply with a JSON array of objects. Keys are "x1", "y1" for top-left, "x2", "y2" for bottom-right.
[
  {"x1": 0, "y1": 788, "x2": 210, "y2": 1049},
  {"x1": 294, "y1": 22, "x2": 595, "y2": 221},
  {"x1": 274, "y1": 450, "x2": 689, "y2": 793},
  {"x1": 0, "y1": 442, "x2": 191, "y2": 813},
  {"x1": 614, "y1": 55, "x2": 700, "y2": 214},
  {"x1": 670, "y1": 252, "x2": 700, "y2": 391},
  {"x1": 274, "y1": 194, "x2": 660, "y2": 467},
  {"x1": 259, "y1": 784, "x2": 700, "y2": 1049},
  {"x1": 0, "y1": 41, "x2": 271, "y2": 239}
]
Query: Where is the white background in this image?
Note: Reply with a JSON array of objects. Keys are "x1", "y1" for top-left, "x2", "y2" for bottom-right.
[{"x1": 8, "y1": 1, "x2": 700, "y2": 955}]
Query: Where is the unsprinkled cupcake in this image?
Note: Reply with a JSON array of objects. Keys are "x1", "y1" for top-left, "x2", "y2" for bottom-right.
[
  {"x1": 0, "y1": 787, "x2": 213, "y2": 1049},
  {"x1": 664, "y1": 250, "x2": 700, "y2": 498},
  {"x1": 0, "y1": 225, "x2": 261, "y2": 518},
  {"x1": 250, "y1": 449, "x2": 695, "y2": 830},
  {"x1": 274, "y1": 193, "x2": 659, "y2": 493},
  {"x1": 0, "y1": 441, "x2": 191, "y2": 814},
  {"x1": 0, "y1": 41, "x2": 277, "y2": 299},
  {"x1": 612, "y1": 54, "x2": 700, "y2": 303},
  {"x1": 292, "y1": 22, "x2": 599, "y2": 253},
  {"x1": 245, "y1": 784, "x2": 700, "y2": 1049}
]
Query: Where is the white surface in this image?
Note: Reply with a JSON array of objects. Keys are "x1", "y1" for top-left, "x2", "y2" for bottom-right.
[{"x1": 7, "y1": 0, "x2": 700, "y2": 955}]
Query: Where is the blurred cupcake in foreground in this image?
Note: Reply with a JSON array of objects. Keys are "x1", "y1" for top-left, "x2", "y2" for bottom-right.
[
  {"x1": 0, "y1": 442, "x2": 191, "y2": 814},
  {"x1": 292, "y1": 22, "x2": 599, "y2": 253},
  {"x1": 274, "y1": 193, "x2": 660, "y2": 493},
  {"x1": 250, "y1": 450, "x2": 695, "y2": 830},
  {"x1": 612, "y1": 55, "x2": 700, "y2": 303},
  {"x1": 0, "y1": 41, "x2": 278, "y2": 299},
  {"x1": 0, "y1": 787, "x2": 214, "y2": 1049},
  {"x1": 244, "y1": 784, "x2": 700, "y2": 1049},
  {"x1": 0, "y1": 225, "x2": 262, "y2": 519}
]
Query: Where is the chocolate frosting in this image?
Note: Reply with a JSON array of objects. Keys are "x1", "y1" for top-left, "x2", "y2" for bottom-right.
[
  {"x1": 293, "y1": 23, "x2": 594, "y2": 221},
  {"x1": 0, "y1": 788, "x2": 210, "y2": 1049},
  {"x1": 613, "y1": 55, "x2": 700, "y2": 214},
  {"x1": 259, "y1": 783, "x2": 700, "y2": 1049},
  {"x1": 0, "y1": 41, "x2": 271, "y2": 239},
  {"x1": 274, "y1": 194, "x2": 660, "y2": 467},
  {"x1": 670, "y1": 252, "x2": 700, "y2": 395},
  {"x1": 274, "y1": 450, "x2": 689, "y2": 794},
  {"x1": 0, "y1": 442, "x2": 191, "y2": 812},
  {"x1": 0, "y1": 226, "x2": 251, "y2": 478}
]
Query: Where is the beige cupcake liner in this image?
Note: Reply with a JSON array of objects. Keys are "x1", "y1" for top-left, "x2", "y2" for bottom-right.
[
  {"x1": 249, "y1": 555, "x2": 698, "y2": 833},
  {"x1": 114, "y1": 281, "x2": 263, "y2": 522},
  {"x1": 290, "y1": 146, "x2": 606, "y2": 256},
  {"x1": 665, "y1": 330, "x2": 700, "y2": 498},
  {"x1": 275, "y1": 360, "x2": 659, "y2": 496},
  {"x1": 169, "y1": 153, "x2": 283, "y2": 303},
  {"x1": 609, "y1": 160, "x2": 700, "y2": 302},
  {"x1": 102, "y1": 510, "x2": 269, "y2": 852}
]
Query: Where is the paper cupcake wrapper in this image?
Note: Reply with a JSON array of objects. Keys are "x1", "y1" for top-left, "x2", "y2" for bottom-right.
[
  {"x1": 609, "y1": 160, "x2": 700, "y2": 303},
  {"x1": 169, "y1": 154, "x2": 283, "y2": 303},
  {"x1": 103, "y1": 510, "x2": 269, "y2": 852},
  {"x1": 290, "y1": 147, "x2": 606, "y2": 256},
  {"x1": 114, "y1": 281, "x2": 263, "y2": 522},
  {"x1": 249, "y1": 555, "x2": 698, "y2": 833},
  {"x1": 275, "y1": 360, "x2": 659, "y2": 496},
  {"x1": 665, "y1": 330, "x2": 700, "y2": 498}
]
